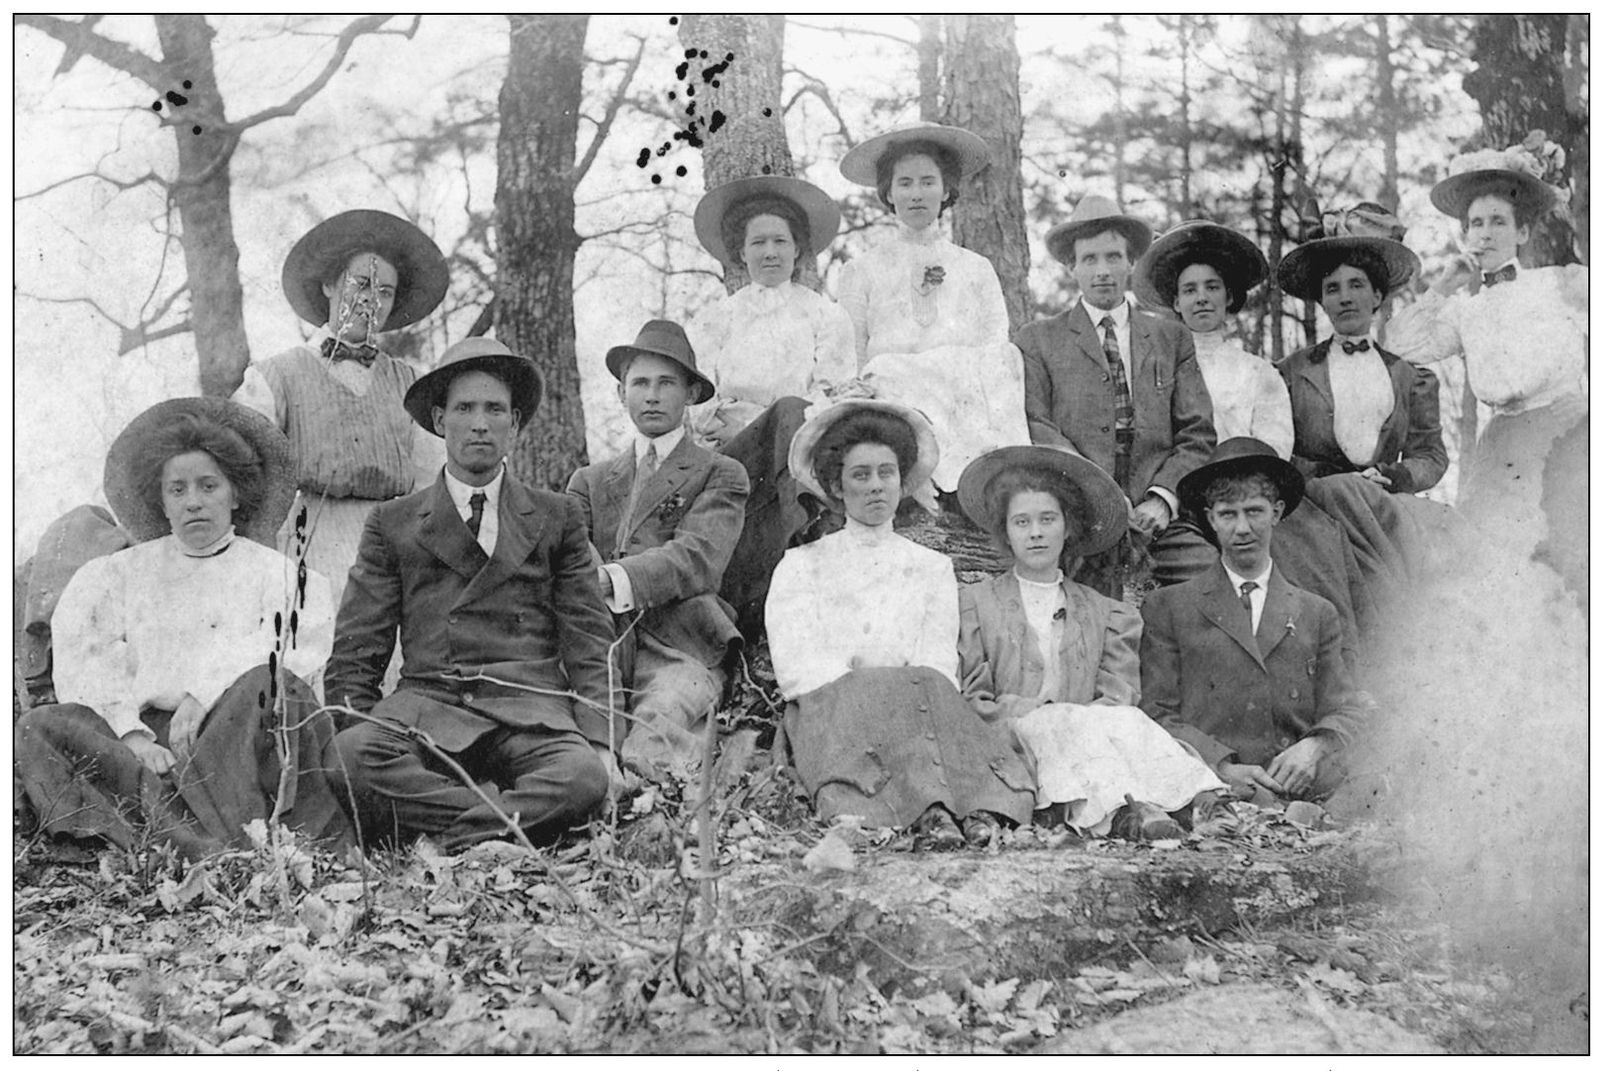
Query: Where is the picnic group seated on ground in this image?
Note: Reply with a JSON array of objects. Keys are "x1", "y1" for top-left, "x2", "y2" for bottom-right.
[{"x1": 14, "y1": 124, "x2": 1586, "y2": 857}]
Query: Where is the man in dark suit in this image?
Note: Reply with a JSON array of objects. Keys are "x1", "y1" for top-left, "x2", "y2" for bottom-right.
[
  {"x1": 1016, "y1": 194, "x2": 1217, "y2": 596},
  {"x1": 1140, "y1": 439, "x2": 1366, "y2": 801},
  {"x1": 566, "y1": 321, "x2": 748, "y2": 779},
  {"x1": 327, "y1": 338, "x2": 620, "y2": 850}
]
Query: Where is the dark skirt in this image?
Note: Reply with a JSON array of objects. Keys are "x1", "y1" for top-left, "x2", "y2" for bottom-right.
[
  {"x1": 14, "y1": 665, "x2": 353, "y2": 860},
  {"x1": 783, "y1": 666, "x2": 1035, "y2": 828},
  {"x1": 718, "y1": 396, "x2": 815, "y2": 634}
]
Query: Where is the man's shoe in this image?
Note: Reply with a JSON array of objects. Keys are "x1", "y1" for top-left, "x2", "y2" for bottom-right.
[
  {"x1": 913, "y1": 804, "x2": 964, "y2": 851},
  {"x1": 961, "y1": 810, "x2": 1000, "y2": 848},
  {"x1": 1112, "y1": 798, "x2": 1182, "y2": 842}
]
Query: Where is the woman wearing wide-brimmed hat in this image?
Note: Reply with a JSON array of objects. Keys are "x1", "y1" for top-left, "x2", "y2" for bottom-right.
[
  {"x1": 834, "y1": 123, "x2": 1031, "y2": 503},
  {"x1": 232, "y1": 209, "x2": 451, "y2": 606},
  {"x1": 1385, "y1": 139, "x2": 1587, "y2": 559},
  {"x1": 14, "y1": 398, "x2": 351, "y2": 860},
  {"x1": 765, "y1": 399, "x2": 1034, "y2": 849},
  {"x1": 684, "y1": 175, "x2": 857, "y2": 631},
  {"x1": 955, "y1": 446, "x2": 1227, "y2": 840}
]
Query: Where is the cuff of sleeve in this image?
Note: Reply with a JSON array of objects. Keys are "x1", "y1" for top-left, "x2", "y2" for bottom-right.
[
  {"x1": 1379, "y1": 462, "x2": 1411, "y2": 493},
  {"x1": 1148, "y1": 486, "x2": 1179, "y2": 519},
  {"x1": 603, "y1": 563, "x2": 634, "y2": 613}
]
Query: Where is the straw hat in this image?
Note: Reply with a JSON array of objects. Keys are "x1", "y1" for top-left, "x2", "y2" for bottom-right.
[
  {"x1": 1430, "y1": 147, "x2": 1559, "y2": 224},
  {"x1": 838, "y1": 123, "x2": 989, "y2": 186},
  {"x1": 604, "y1": 320, "x2": 716, "y2": 404},
  {"x1": 403, "y1": 338, "x2": 544, "y2": 434},
  {"x1": 282, "y1": 209, "x2": 449, "y2": 332},
  {"x1": 103, "y1": 397, "x2": 296, "y2": 545},
  {"x1": 787, "y1": 399, "x2": 939, "y2": 504},
  {"x1": 692, "y1": 175, "x2": 842, "y2": 266},
  {"x1": 1132, "y1": 219, "x2": 1268, "y2": 315},
  {"x1": 1274, "y1": 203, "x2": 1421, "y2": 300},
  {"x1": 1045, "y1": 193, "x2": 1155, "y2": 266},
  {"x1": 956, "y1": 445, "x2": 1130, "y2": 558}
]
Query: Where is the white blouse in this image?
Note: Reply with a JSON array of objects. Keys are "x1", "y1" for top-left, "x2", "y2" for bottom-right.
[
  {"x1": 1327, "y1": 338, "x2": 1395, "y2": 467},
  {"x1": 1015, "y1": 571, "x2": 1066, "y2": 704},
  {"x1": 1385, "y1": 263, "x2": 1588, "y2": 416},
  {"x1": 686, "y1": 281, "x2": 857, "y2": 436},
  {"x1": 765, "y1": 519, "x2": 959, "y2": 700},
  {"x1": 1191, "y1": 331, "x2": 1296, "y2": 460},
  {"x1": 52, "y1": 535, "x2": 334, "y2": 740}
]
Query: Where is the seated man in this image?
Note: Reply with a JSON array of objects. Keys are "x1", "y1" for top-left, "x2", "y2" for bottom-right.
[
  {"x1": 327, "y1": 339, "x2": 621, "y2": 850},
  {"x1": 566, "y1": 320, "x2": 749, "y2": 779},
  {"x1": 1140, "y1": 438, "x2": 1366, "y2": 801}
]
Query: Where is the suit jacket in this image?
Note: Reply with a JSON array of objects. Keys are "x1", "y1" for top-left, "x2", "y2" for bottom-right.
[
  {"x1": 1278, "y1": 339, "x2": 1448, "y2": 494},
  {"x1": 1016, "y1": 302, "x2": 1217, "y2": 505},
  {"x1": 1139, "y1": 562, "x2": 1364, "y2": 769},
  {"x1": 958, "y1": 572, "x2": 1142, "y2": 723},
  {"x1": 565, "y1": 434, "x2": 749, "y2": 668},
  {"x1": 325, "y1": 471, "x2": 622, "y2": 751}
]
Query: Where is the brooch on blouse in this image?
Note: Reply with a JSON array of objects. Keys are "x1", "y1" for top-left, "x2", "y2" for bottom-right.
[
  {"x1": 919, "y1": 264, "x2": 946, "y2": 294},
  {"x1": 911, "y1": 264, "x2": 946, "y2": 328},
  {"x1": 655, "y1": 492, "x2": 687, "y2": 522}
]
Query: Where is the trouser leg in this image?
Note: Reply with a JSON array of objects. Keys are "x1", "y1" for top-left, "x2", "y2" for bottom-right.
[
  {"x1": 619, "y1": 640, "x2": 724, "y2": 779},
  {"x1": 438, "y1": 726, "x2": 606, "y2": 850}
]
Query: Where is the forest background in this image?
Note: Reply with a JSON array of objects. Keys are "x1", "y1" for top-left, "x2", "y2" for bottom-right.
[{"x1": 11, "y1": 13, "x2": 1591, "y2": 566}]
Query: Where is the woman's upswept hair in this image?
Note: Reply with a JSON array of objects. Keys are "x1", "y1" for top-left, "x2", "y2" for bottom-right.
[
  {"x1": 135, "y1": 413, "x2": 264, "y2": 528},
  {"x1": 1310, "y1": 248, "x2": 1390, "y2": 305},
  {"x1": 720, "y1": 193, "x2": 812, "y2": 277},
  {"x1": 983, "y1": 466, "x2": 1089, "y2": 554},
  {"x1": 811, "y1": 411, "x2": 919, "y2": 504},
  {"x1": 874, "y1": 140, "x2": 962, "y2": 214}
]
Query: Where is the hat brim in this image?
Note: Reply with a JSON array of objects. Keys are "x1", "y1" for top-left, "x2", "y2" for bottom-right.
[
  {"x1": 1133, "y1": 221, "x2": 1268, "y2": 311},
  {"x1": 956, "y1": 445, "x2": 1131, "y2": 559},
  {"x1": 788, "y1": 399, "x2": 940, "y2": 504},
  {"x1": 604, "y1": 344, "x2": 716, "y2": 404},
  {"x1": 103, "y1": 397, "x2": 297, "y2": 546},
  {"x1": 1046, "y1": 216, "x2": 1154, "y2": 266},
  {"x1": 1178, "y1": 449, "x2": 1306, "y2": 541},
  {"x1": 282, "y1": 210, "x2": 449, "y2": 332},
  {"x1": 1430, "y1": 168, "x2": 1557, "y2": 222},
  {"x1": 1274, "y1": 236, "x2": 1421, "y2": 300},
  {"x1": 839, "y1": 124, "x2": 990, "y2": 186},
  {"x1": 693, "y1": 175, "x2": 842, "y2": 266},
  {"x1": 404, "y1": 353, "x2": 545, "y2": 435}
]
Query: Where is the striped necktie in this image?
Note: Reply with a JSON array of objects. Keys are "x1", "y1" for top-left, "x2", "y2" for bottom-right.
[{"x1": 1100, "y1": 314, "x2": 1134, "y2": 489}]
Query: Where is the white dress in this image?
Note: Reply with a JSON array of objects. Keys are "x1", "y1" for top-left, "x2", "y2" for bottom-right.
[
  {"x1": 686, "y1": 281, "x2": 857, "y2": 442},
  {"x1": 835, "y1": 222, "x2": 1031, "y2": 491},
  {"x1": 1190, "y1": 330, "x2": 1295, "y2": 459},
  {"x1": 52, "y1": 534, "x2": 334, "y2": 739}
]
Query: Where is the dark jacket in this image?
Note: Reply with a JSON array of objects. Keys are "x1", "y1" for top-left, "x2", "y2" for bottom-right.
[
  {"x1": 1016, "y1": 302, "x2": 1217, "y2": 505},
  {"x1": 325, "y1": 471, "x2": 622, "y2": 751},
  {"x1": 1278, "y1": 339, "x2": 1448, "y2": 494}
]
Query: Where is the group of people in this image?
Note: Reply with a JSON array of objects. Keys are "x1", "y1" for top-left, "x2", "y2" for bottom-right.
[{"x1": 14, "y1": 123, "x2": 1584, "y2": 857}]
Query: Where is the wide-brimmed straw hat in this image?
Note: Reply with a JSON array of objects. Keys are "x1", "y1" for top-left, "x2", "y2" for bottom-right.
[
  {"x1": 956, "y1": 445, "x2": 1130, "y2": 558},
  {"x1": 838, "y1": 123, "x2": 990, "y2": 186},
  {"x1": 1430, "y1": 147, "x2": 1560, "y2": 223},
  {"x1": 787, "y1": 399, "x2": 939, "y2": 504},
  {"x1": 1275, "y1": 202, "x2": 1421, "y2": 300},
  {"x1": 693, "y1": 175, "x2": 842, "y2": 266},
  {"x1": 1177, "y1": 437, "x2": 1306, "y2": 539},
  {"x1": 1133, "y1": 219, "x2": 1268, "y2": 315},
  {"x1": 1045, "y1": 193, "x2": 1154, "y2": 267},
  {"x1": 403, "y1": 338, "x2": 544, "y2": 435},
  {"x1": 282, "y1": 209, "x2": 449, "y2": 332},
  {"x1": 103, "y1": 397, "x2": 296, "y2": 545},
  {"x1": 604, "y1": 319, "x2": 716, "y2": 404}
]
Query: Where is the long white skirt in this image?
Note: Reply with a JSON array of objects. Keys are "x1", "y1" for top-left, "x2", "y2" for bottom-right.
[{"x1": 1012, "y1": 702, "x2": 1225, "y2": 830}]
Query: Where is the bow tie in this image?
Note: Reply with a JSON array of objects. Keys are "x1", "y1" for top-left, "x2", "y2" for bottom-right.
[
  {"x1": 1482, "y1": 264, "x2": 1518, "y2": 288},
  {"x1": 1339, "y1": 339, "x2": 1372, "y2": 355},
  {"x1": 320, "y1": 337, "x2": 379, "y2": 366}
]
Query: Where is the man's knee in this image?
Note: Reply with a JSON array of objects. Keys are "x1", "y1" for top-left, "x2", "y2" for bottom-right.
[
  {"x1": 557, "y1": 743, "x2": 608, "y2": 814},
  {"x1": 332, "y1": 720, "x2": 413, "y2": 787}
]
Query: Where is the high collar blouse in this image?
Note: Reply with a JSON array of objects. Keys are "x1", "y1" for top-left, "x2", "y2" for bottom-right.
[
  {"x1": 686, "y1": 281, "x2": 857, "y2": 410},
  {"x1": 51, "y1": 535, "x2": 334, "y2": 740},
  {"x1": 1189, "y1": 330, "x2": 1296, "y2": 459},
  {"x1": 764, "y1": 518, "x2": 959, "y2": 700}
]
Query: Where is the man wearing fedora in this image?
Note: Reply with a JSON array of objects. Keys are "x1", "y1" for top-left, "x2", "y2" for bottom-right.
[
  {"x1": 233, "y1": 209, "x2": 450, "y2": 606},
  {"x1": 1139, "y1": 439, "x2": 1366, "y2": 802},
  {"x1": 1016, "y1": 194, "x2": 1216, "y2": 598},
  {"x1": 566, "y1": 320, "x2": 749, "y2": 779},
  {"x1": 325, "y1": 339, "x2": 622, "y2": 850}
]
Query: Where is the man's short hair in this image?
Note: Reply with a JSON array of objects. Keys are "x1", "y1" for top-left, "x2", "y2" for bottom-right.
[
  {"x1": 1071, "y1": 226, "x2": 1139, "y2": 263},
  {"x1": 439, "y1": 365, "x2": 523, "y2": 429},
  {"x1": 1202, "y1": 472, "x2": 1284, "y2": 512}
]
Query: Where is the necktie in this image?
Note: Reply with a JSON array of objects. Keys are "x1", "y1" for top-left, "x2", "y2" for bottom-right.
[
  {"x1": 1339, "y1": 339, "x2": 1371, "y2": 355},
  {"x1": 320, "y1": 337, "x2": 378, "y2": 366},
  {"x1": 1239, "y1": 580, "x2": 1259, "y2": 628},
  {"x1": 1100, "y1": 314, "x2": 1134, "y2": 490},
  {"x1": 616, "y1": 444, "x2": 659, "y2": 552},
  {"x1": 1482, "y1": 264, "x2": 1518, "y2": 288},
  {"x1": 467, "y1": 491, "x2": 486, "y2": 540}
]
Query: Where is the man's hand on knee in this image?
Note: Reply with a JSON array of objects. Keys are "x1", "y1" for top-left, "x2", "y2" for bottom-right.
[
  {"x1": 1216, "y1": 757, "x2": 1283, "y2": 800},
  {"x1": 1265, "y1": 733, "x2": 1339, "y2": 797}
]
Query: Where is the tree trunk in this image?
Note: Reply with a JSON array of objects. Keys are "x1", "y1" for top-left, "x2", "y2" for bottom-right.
[
  {"x1": 679, "y1": 14, "x2": 791, "y2": 295},
  {"x1": 917, "y1": 16, "x2": 943, "y2": 123},
  {"x1": 1374, "y1": 15, "x2": 1400, "y2": 214},
  {"x1": 154, "y1": 15, "x2": 249, "y2": 398},
  {"x1": 1562, "y1": 14, "x2": 1589, "y2": 264},
  {"x1": 1463, "y1": 15, "x2": 1575, "y2": 266},
  {"x1": 940, "y1": 15, "x2": 1031, "y2": 332},
  {"x1": 495, "y1": 14, "x2": 590, "y2": 490}
]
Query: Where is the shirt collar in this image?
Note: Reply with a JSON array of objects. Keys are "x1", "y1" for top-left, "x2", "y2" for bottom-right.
[
  {"x1": 1081, "y1": 297, "x2": 1130, "y2": 329},
  {"x1": 1222, "y1": 558, "x2": 1273, "y2": 592},
  {"x1": 444, "y1": 463, "x2": 505, "y2": 511},
  {"x1": 635, "y1": 424, "x2": 685, "y2": 463}
]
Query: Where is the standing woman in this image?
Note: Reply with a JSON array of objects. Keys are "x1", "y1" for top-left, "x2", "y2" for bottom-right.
[
  {"x1": 956, "y1": 446, "x2": 1227, "y2": 839},
  {"x1": 686, "y1": 176, "x2": 857, "y2": 629},
  {"x1": 14, "y1": 399, "x2": 348, "y2": 860},
  {"x1": 766, "y1": 400, "x2": 1034, "y2": 849},
  {"x1": 836, "y1": 124, "x2": 1031, "y2": 505}
]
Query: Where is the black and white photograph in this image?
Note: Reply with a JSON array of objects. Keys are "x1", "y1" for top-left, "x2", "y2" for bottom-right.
[{"x1": 11, "y1": 13, "x2": 1591, "y2": 1057}]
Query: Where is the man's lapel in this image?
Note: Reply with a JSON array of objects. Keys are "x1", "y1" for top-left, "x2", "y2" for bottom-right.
[
  {"x1": 624, "y1": 436, "x2": 702, "y2": 538},
  {"x1": 1256, "y1": 567, "x2": 1299, "y2": 659},
  {"x1": 1064, "y1": 305, "x2": 1108, "y2": 374},
  {"x1": 462, "y1": 477, "x2": 545, "y2": 604},
  {"x1": 415, "y1": 475, "x2": 484, "y2": 582},
  {"x1": 1129, "y1": 305, "x2": 1157, "y2": 391},
  {"x1": 601, "y1": 449, "x2": 636, "y2": 551},
  {"x1": 1194, "y1": 566, "x2": 1264, "y2": 668}
]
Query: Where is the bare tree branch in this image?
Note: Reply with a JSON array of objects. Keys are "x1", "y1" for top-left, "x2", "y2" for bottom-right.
[
  {"x1": 781, "y1": 70, "x2": 856, "y2": 149},
  {"x1": 20, "y1": 291, "x2": 192, "y2": 356},
  {"x1": 15, "y1": 14, "x2": 166, "y2": 88},
  {"x1": 224, "y1": 15, "x2": 422, "y2": 135},
  {"x1": 785, "y1": 18, "x2": 916, "y2": 49},
  {"x1": 14, "y1": 168, "x2": 168, "y2": 203},
  {"x1": 573, "y1": 35, "x2": 647, "y2": 188}
]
